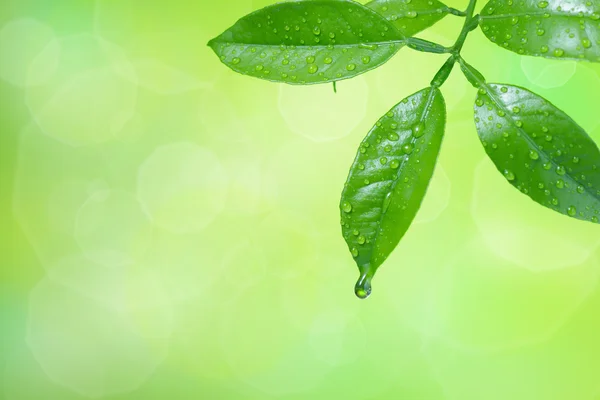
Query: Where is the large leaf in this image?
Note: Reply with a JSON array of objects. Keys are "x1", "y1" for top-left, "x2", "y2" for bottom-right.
[
  {"x1": 340, "y1": 87, "x2": 446, "y2": 298},
  {"x1": 474, "y1": 83, "x2": 600, "y2": 223},
  {"x1": 208, "y1": 0, "x2": 405, "y2": 84},
  {"x1": 480, "y1": 0, "x2": 600, "y2": 62},
  {"x1": 367, "y1": 0, "x2": 451, "y2": 36}
]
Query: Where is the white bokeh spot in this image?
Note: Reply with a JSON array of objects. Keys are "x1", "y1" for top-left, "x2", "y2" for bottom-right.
[
  {"x1": 278, "y1": 77, "x2": 368, "y2": 142},
  {"x1": 75, "y1": 190, "x2": 153, "y2": 267},
  {"x1": 27, "y1": 278, "x2": 169, "y2": 398},
  {"x1": 137, "y1": 142, "x2": 228, "y2": 234},
  {"x1": 0, "y1": 18, "x2": 59, "y2": 86}
]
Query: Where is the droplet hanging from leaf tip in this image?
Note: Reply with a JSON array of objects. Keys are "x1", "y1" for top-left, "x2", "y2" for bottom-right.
[{"x1": 354, "y1": 272, "x2": 372, "y2": 299}]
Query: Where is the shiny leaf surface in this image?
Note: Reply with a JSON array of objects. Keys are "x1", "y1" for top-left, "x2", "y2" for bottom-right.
[
  {"x1": 208, "y1": 0, "x2": 405, "y2": 84},
  {"x1": 475, "y1": 83, "x2": 600, "y2": 223},
  {"x1": 367, "y1": 0, "x2": 451, "y2": 36},
  {"x1": 340, "y1": 87, "x2": 446, "y2": 298},
  {"x1": 480, "y1": 0, "x2": 600, "y2": 62}
]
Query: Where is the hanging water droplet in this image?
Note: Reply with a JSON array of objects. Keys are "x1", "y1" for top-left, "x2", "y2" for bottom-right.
[
  {"x1": 354, "y1": 272, "x2": 371, "y2": 299},
  {"x1": 351, "y1": 247, "x2": 359, "y2": 257}
]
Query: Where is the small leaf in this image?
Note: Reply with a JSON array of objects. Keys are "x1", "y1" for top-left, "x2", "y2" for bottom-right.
[
  {"x1": 480, "y1": 0, "x2": 600, "y2": 62},
  {"x1": 340, "y1": 87, "x2": 446, "y2": 298},
  {"x1": 208, "y1": 0, "x2": 405, "y2": 84},
  {"x1": 474, "y1": 83, "x2": 600, "y2": 223},
  {"x1": 367, "y1": 0, "x2": 451, "y2": 36}
]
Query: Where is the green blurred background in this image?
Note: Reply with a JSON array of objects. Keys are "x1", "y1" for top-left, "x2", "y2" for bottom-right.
[{"x1": 2, "y1": 0, "x2": 600, "y2": 399}]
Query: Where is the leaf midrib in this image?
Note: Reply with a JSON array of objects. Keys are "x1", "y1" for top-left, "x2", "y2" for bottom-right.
[
  {"x1": 481, "y1": 11, "x2": 599, "y2": 21},
  {"x1": 209, "y1": 38, "x2": 407, "y2": 48},
  {"x1": 369, "y1": 88, "x2": 438, "y2": 262},
  {"x1": 480, "y1": 84, "x2": 600, "y2": 204}
]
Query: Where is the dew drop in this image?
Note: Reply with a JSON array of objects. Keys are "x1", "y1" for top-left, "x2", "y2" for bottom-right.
[
  {"x1": 324, "y1": 56, "x2": 333, "y2": 64},
  {"x1": 357, "y1": 235, "x2": 366, "y2": 245},
  {"x1": 556, "y1": 165, "x2": 566, "y2": 175},
  {"x1": 504, "y1": 169, "x2": 516, "y2": 181},
  {"x1": 529, "y1": 150, "x2": 539, "y2": 160},
  {"x1": 342, "y1": 201, "x2": 353, "y2": 213},
  {"x1": 307, "y1": 64, "x2": 318, "y2": 74},
  {"x1": 567, "y1": 205, "x2": 577, "y2": 216},
  {"x1": 390, "y1": 160, "x2": 400, "y2": 169},
  {"x1": 346, "y1": 63, "x2": 357, "y2": 71},
  {"x1": 553, "y1": 48, "x2": 565, "y2": 57},
  {"x1": 351, "y1": 247, "x2": 359, "y2": 257},
  {"x1": 412, "y1": 122, "x2": 426, "y2": 138},
  {"x1": 231, "y1": 57, "x2": 241, "y2": 65}
]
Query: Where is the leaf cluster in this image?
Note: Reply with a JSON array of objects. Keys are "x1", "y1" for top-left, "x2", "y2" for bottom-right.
[{"x1": 209, "y1": 0, "x2": 600, "y2": 298}]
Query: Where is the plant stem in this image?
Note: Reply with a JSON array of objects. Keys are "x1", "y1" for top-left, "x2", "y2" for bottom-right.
[
  {"x1": 451, "y1": 0, "x2": 478, "y2": 55},
  {"x1": 447, "y1": 7, "x2": 467, "y2": 17}
]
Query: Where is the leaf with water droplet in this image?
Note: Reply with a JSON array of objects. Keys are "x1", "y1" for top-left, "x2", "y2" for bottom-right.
[
  {"x1": 208, "y1": 0, "x2": 406, "y2": 84},
  {"x1": 367, "y1": 0, "x2": 451, "y2": 36},
  {"x1": 474, "y1": 83, "x2": 600, "y2": 223},
  {"x1": 480, "y1": 0, "x2": 600, "y2": 62},
  {"x1": 340, "y1": 87, "x2": 446, "y2": 299}
]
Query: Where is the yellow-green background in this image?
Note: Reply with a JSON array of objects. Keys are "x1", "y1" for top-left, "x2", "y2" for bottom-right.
[{"x1": 2, "y1": 0, "x2": 600, "y2": 399}]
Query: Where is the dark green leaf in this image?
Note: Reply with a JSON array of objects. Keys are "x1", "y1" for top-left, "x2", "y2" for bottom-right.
[
  {"x1": 367, "y1": 0, "x2": 451, "y2": 36},
  {"x1": 208, "y1": 0, "x2": 405, "y2": 84},
  {"x1": 474, "y1": 83, "x2": 600, "y2": 223},
  {"x1": 480, "y1": 0, "x2": 600, "y2": 62},
  {"x1": 340, "y1": 87, "x2": 446, "y2": 298}
]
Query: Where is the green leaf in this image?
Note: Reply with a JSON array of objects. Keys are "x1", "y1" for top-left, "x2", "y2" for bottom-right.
[
  {"x1": 474, "y1": 83, "x2": 600, "y2": 223},
  {"x1": 340, "y1": 87, "x2": 446, "y2": 298},
  {"x1": 480, "y1": 0, "x2": 600, "y2": 62},
  {"x1": 367, "y1": 0, "x2": 451, "y2": 36},
  {"x1": 208, "y1": 0, "x2": 405, "y2": 85}
]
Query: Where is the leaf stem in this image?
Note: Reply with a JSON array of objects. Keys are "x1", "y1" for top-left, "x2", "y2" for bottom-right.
[
  {"x1": 457, "y1": 56, "x2": 487, "y2": 88},
  {"x1": 451, "y1": 0, "x2": 478, "y2": 55},
  {"x1": 447, "y1": 7, "x2": 467, "y2": 17},
  {"x1": 406, "y1": 37, "x2": 451, "y2": 54},
  {"x1": 431, "y1": 55, "x2": 456, "y2": 87}
]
